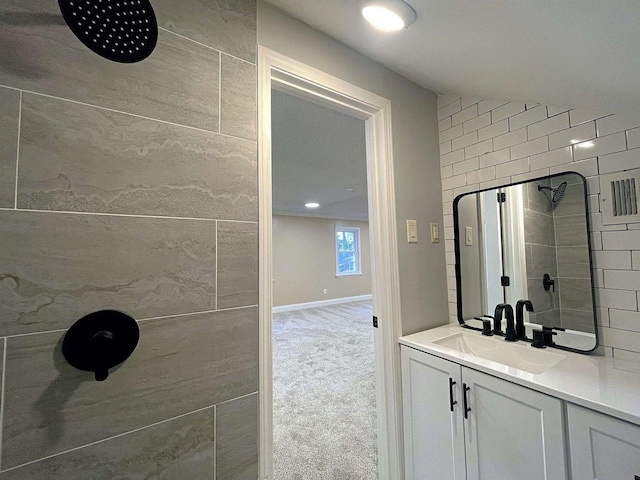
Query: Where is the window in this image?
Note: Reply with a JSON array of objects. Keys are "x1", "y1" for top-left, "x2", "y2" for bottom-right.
[{"x1": 335, "y1": 227, "x2": 361, "y2": 276}]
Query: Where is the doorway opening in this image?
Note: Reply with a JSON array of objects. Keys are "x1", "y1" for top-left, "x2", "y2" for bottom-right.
[
  {"x1": 270, "y1": 87, "x2": 376, "y2": 478},
  {"x1": 258, "y1": 47, "x2": 403, "y2": 480}
]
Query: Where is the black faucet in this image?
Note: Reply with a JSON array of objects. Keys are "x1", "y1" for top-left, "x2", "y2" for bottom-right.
[
  {"x1": 493, "y1": 304, "x2": 515, "y2": 340},
  {"x1": 515, "y1": 300, "x2": 534, "y2": 340}
]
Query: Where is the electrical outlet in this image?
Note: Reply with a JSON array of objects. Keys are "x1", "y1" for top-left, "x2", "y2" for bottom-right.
[{"x1": 323, "y1": 288, "x2": 327, "y2": 295}]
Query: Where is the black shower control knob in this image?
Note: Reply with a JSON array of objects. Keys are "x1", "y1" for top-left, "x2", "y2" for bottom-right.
[
  {"x1": 90, "y1": 331, "x2": 114, "y2": 381},
  {"x1": 63, "y1": 310, "x2": 139, "y2": 382},
  {"x1": 91, "y1": 330, "x2": 114, "y2": 348}
]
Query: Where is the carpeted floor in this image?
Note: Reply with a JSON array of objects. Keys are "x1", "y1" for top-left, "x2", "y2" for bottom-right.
[{"x1": 273, "y1": 301, "x2": 378, "y2": 480}]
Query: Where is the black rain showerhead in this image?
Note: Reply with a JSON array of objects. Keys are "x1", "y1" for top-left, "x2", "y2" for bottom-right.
[
  {"x1": 538, "y1": 182, "x2": 567, "y2": 203},
  {"x1": 58, "y1": 0, "x2": 158, "y2": 63}
]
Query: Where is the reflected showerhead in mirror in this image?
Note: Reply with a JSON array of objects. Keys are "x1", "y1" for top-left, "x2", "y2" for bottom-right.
[{"x1": 538, "y1": 182, "x2": 567, "y2": 203}]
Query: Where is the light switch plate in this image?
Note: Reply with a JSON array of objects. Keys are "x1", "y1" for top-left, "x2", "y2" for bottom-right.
[
  {"x1": 465, "y1": 226, "x2": 473, "y2": 246},
  {"x1": 430, "y1": 223, "x2": 440, "y2": 243},
  {"x1": 407, "y1": 220, "x2": 418, "y2": 243}
]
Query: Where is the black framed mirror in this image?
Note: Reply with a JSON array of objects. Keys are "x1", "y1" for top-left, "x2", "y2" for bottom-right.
[{"x1": 453, "y1": 171, "x2": 597, "y2": 352}]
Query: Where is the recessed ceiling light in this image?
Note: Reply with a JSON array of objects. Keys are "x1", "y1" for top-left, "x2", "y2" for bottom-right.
[
  {"x1": 361, "y1": 0, "x2": 416, "y2": 32},
  {"x1": 305, "y1": 202, "x2": 320, "y2": 209}
]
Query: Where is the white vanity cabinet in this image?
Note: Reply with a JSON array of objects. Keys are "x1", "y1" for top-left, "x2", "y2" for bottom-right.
[
  {"x1": 401, "y1": 345, "x2": 466, "y2": 480},
  {"x1": 401, "y1": 346, "x2": 567, "y2": 480},
  {"x1": 567, "y1": 404, "x2": 640, "y2": 480}
]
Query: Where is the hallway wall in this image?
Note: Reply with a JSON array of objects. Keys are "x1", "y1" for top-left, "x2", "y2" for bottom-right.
[
  {"x1": 272, "y1": 215, "x2": 372, "y2": 307},
  {"x1": 258, "y1": 1, "x2": 449, "y2": 335}
]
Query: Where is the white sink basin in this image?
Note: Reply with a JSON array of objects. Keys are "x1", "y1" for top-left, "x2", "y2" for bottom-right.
[{"x1": 433, "y1": 331, "x2": 566, "y2": 375}]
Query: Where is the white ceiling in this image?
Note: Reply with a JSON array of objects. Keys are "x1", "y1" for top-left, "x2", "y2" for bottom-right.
[
  {"x1": 271, "y1": 89, "x2": 369, "y2": 221},
  {"x1": 265, "y1": 0, "x2": 640, "y2": 113}
]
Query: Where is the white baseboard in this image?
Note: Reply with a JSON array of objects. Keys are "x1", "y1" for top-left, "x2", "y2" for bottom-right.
[{"x1": 272, "y1": 294, "x2": 373, "y2": 314}]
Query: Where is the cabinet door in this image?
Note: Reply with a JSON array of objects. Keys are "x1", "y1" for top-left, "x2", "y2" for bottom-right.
[
  {"x1": 462, "y1": 367, "x2": 567, "y2": 480},
  {"x1": 568, "y1": 403, "x2": 640, "y2": 480},
  {"x1": 401, "y1": 347, "x2": 466, "y2": 480}
]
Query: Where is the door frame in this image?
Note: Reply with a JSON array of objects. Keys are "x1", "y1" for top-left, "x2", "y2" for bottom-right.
[{"x1": 258, "y1": 46, "x2": 404, "y2": 480}]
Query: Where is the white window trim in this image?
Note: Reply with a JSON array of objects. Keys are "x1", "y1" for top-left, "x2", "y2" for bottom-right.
[{"x1": 335, "y1": 226, "x2": 362, "y2": 276}]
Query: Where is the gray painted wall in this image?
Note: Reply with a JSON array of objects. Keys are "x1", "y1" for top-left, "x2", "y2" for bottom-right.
[
  {"x1": 272, "y1": 215, "x2": 372, "y2": 307},
  {"x1": 0, "y1": 0, "x2": 258, "y2": 477},
  {"x1": 258, "y1": 1, "x2": 449, "y2": 335},
  {"x1": 455, "y1": 194, "x2": 484, "y2": 319}
]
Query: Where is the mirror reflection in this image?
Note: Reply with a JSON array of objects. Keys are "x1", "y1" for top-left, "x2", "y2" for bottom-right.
[{"x1": 454, "y1": 172, "x2": 596, "y2": 352}]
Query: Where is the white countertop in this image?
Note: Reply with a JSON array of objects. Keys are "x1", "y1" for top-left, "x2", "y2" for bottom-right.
[{"x1": 400, "y1": 324, "x2": 640, "y2": 426}]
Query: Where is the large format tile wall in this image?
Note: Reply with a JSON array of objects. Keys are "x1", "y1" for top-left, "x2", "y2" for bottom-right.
[
  {"x1": 0, "y1": 1, "x2": 258, "y2": 478},
  {"x1": 522, "y1": 179, "x2": 560, "y2": 326},
  {"x1": 553, "y1": 175, "x2": 595, "y2": 332},
  {"x1": 438, "y1": 95, "x2": 640, "y2": 361}
]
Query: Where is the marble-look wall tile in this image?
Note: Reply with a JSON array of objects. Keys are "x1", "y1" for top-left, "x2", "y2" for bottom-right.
[
  {"x1": 526, "y1": 244, "x2": 558, "y2": 279},
  {"x1": 3, "y1": 308, "x2": 257, "y2": 468},
  {"x1": 526, "y1": 181, "x2": 553, "y2": 215},
  {"x1": 0, "y1": 2, "x2": 219, "y2": 131},
  {"x1": 0, "y1": 88, "x2": 20, "y2": 208},
  {"x1": 221, "y1": 55, "x2": 257, "y2": 141},
  {"x1": 216, "y1": 394, "x2": 259, "y2": 480},
  {"x1": 0, "y1": 408, "x2": 215, "y2": 479},
  {"x1": 18, "y1": 94, "x2": 257, "y2": 220},
  {"x1": 554, "y1": 214, "x2": 589, "y2": 247},
  {"x1": 560, "y1": 309, "x2": 596, "y2": 333},
  {"x1": 531, "y1": 309, "x2": 561, "y2": 328},
  {"x1": 557, "y1": 246, "x2": 591, "y2": 279},
  {"x1": 0, "y1": 211, "x2": 217, "y2": 336},
  {"x1": 524, "y1": 209, "x2": 555, "y2": 246},
  {"x1": 527, "y1": 277, "x2": 559, "y2": 313},
  {"x1": 553, "y1": 183, "x2": 587, "y2": 217},
  {"x1": 0, "y1": 338, "x2": 4, "y2": 429},
  {"x1": 154, "y1": 0, "x2": 256, "y2": 63},
  {"x1": 558, "y1": 278, "x2": 594, "y2": 311},
  {"x1": 218, "y1": 222, "x2": 258, "y2": 309}
]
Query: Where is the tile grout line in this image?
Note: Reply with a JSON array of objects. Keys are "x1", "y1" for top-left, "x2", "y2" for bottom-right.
[
  {"x1": 157, "y1": 27, "x2": 256, "y2": 66},
  {"x1": 0, "y1": 85, "x2": 257, "y2": 145},
  {"x1": 0, "y1": 337, "x2": 7, "y2": 471},
  {"x1": 215, "y1": 220, "x2": 219, "y2": 311},
  {"x1": 13, "y1": 91, "x2": 22, "y2": 210},
  {"x1": 0, "y1": 207, "x2": 258, "y2": 224},
  {"x1": 138, "y1": 304, "x2": 258, "y2": 324},
  {"x1": 219, "y1": 51, "x2": 222, "y2": 135},
  {"x1": 3, "y1": 304, "x2": 259, "y2": 339},
  {"x1": 213, "y1": 404, "x2": 217, "y2": 480},
  {"x1": 215, "y1": 390, "x2": 257, "y2": 407},
  {"x1": 0, "y1": 403, "x2": 219, "y2": 474}
]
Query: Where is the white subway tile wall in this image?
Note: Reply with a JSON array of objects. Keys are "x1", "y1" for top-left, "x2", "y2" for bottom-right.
[{"x1": 438, "y1": 95, "x2": 640, "y2": 361}]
